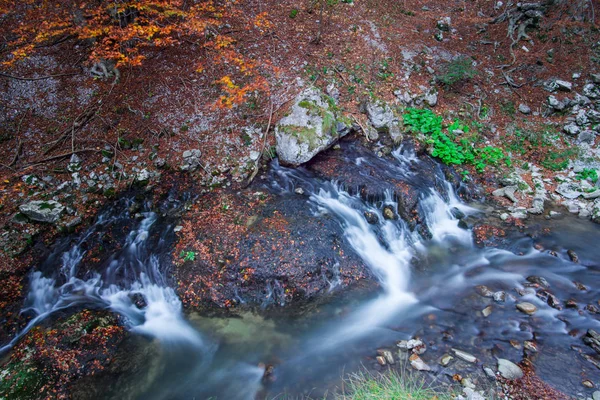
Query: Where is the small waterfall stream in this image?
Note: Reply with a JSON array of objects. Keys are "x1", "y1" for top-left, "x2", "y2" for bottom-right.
[{"x1": 3, "y1": 143, "x2": 600, "y2": 398}]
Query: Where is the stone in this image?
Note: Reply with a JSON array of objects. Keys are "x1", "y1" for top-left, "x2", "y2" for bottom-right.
[
  {"x1": 376, "y1": 356, "x2": 386, "y2": 366},
  {"x1": 365, "y1": 100, "x2": 395, "y2": 129},
  {"x1": 363, "y1": 211, "x2": 379, "y2": 225},
  {"x1": 497, "y1": 358, "x2": 523, "y2": 380},
  {"x1": 592, "y1": 73, "x2": 600, "y2": 83},
  {"x1": 484, "y1": 367, "x2": 496, "y2": 379},
  {"x1": 526, "y1": 275, "x2": 549, "y2": 288},
  {"x1": 584, "y1": 83, "x2": 600, "y2": 99},
  {"x1": 492, "y1": 186, "x2": 518, "y2": 203},
  {"x1": 476, "y1": 285, "x2": 494, "y2": 298},
  {"x1": 275, "y1": 87, "x2": 349, "y2": 166},
  {"x1": 437, "y1": 16, "x2": 451, "y2": 31},
  {"x1": 568, "y1": 249, "x2": 579, "y2": 263},
  {"x1": 555, "y1": 80, "x2": 573, "y2": 91},
  {"x1": 377, "y1": 349, "x2": 395, "y2": 364},
  {"x1": 294, "y1": 187, "x2": 305, "y2": 195},
  {"x1": 583, "y1": 380, "x2": 594, "y2": 388},
  {"x1": 19, "y1": 200, "x2": 65, "y2": 223},
  {"x1": 563, "y1": 123, "x2": 581, "y2": 136},
  {"x1": 440, "y1": 354, "x2": 454, "y2": 366},
  {"x1": 409, "y1": 354, "x2": 431, "y2": 371},
  {"x1": 181, "y1": 149, "x2": 202, "y2": 171},
  {"x1": 518, "y1": 103, "x2": 531, "y2": 114},
  {"x1": 407, "y1": 339, "x2": 426, "y2": 354},
  {"x1": 382, "y1": 205, "x2": 397, "y2": 220},
  {"x1": 423, "y1": 92, "x2": 438, "y2": 107},
  {"x1": 452, "y1": 348, "x2": 477, "y2": 363},
  {"x1": 556, "y1": 182, "x2": 582, "y2": 199},
  {"x1": 547, "y1": 95, "x2": 565, "y2": 110},
  {"x1": 482, "y1": 306, "x2": 492, "y2": 317},
  {"x1": 516, "y1": 302, "x2": 537, "y2": 315},
  {"x1": 524, "y1": 341, "x2": 538, "y2": 353},
  {"x1": 593, "y1": 391, "x2": 600, "y2": 400},
  {"x1": 493, "y1": 291, "x2": 506, "y2": 302},
  {"x1": 136, "y1": 169, "x2": 150, "y2": 182}
]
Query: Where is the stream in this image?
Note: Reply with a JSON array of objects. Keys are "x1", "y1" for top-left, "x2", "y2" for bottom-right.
[{"x1": 3, "y1": 143, "x2": 600, "y2": 399}]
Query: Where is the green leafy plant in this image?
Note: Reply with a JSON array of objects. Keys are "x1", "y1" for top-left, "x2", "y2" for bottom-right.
[
  {"x1": 180, "y1": 251, "x2": 196, "y2": 262},
  {"x1": 289, "y1": 8, "x2": 298, "y2": 18},
  {"x1": 576, "y1": 168, "x2": 599, "y2": 183},
  {"x1": 436, "y1": 56, "x2": 477, "y2": 86},
  {"x1": 542, "y1": 148, "x2": 579, "y2": 171}
]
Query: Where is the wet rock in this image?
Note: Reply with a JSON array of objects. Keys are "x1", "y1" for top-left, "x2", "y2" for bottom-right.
[
  {"x1": 566, "y1": 299, "x2": 578, "y2": 308},
  {"x1": 497, "y1": 358, "x2": 523, "y2": 380},
  {"x1": 536, "y1": 289, "x2": 562, "y2": 310},
  {"x1": 382, "y1": 205, "x2": 397, "y2": 220},
  {"x1": 524, "y1": 341, "x2": 538, "y2": 353},
  {"x1": 583, "y1": 329, "x2": 600, "y2": 354},
  {"x1": 556, "y1": 182, "x2": 581, "y2": 199},
  {"x1": 398, "y1": 339, "x2": 426, "y2": 354},
  {"x1": 275, "y1": 87, "x2": 348, "y2": 166},
  {"x1": 516, "y1": 302, "x2": 537, "y2": 315},
  {"x1": 409, "y1": 354, "x2": 431, "y2": 371},
  {"x1": 482, "y1": 306, "x2": 492, "y2": 317},
  {"x1": 518, "y1": 103, "x2": 531, "y2": 114},
  {"x1": 130, "y1": 293, "x2": 148, "y2": 309},
  {"x1": 593, "y1": 391, "x2": 600, "y2": 400},
  {"x1": 526, "y1": 275, "x2": 549, "y2": 288},
  {"x1": 567, "y1": 249, "x2": 579, "y2": 263},
  {"x1": 586, "y1": 304, "x2": 599, "y2": 314},
  {"x1": 476, "y1": 285, "x2": 494, "y2": 298},
  {"x1": 450, "y1": 207, "x2": 466, "y2": 219},
  {"x1": 484, "y1": 367, "x2": 496, "y2": 379},
  {"x1": 583, "y1": 380, "x2": 595, "y2": 388},
  {"x1": 377, "y1": 349, "x2": 395, "y2": 364},
  {"x1": 574, "y1": 281, "x2": 587, "y2": 291},
  {"x1": 363, "y1": 211, "x2": 379, "y2": 225},
  {"x1": 452, "y1": 348, "x2": 477, "y2": 363},
  {"x1": 493, "y1": 291, "x2": 506, "y2": 303},
  {"x1": 440, "y1": 354, "x2": 454, "y2": 366},
  {"x1": 19, "y1": 200, "x2": 65, "y2": 223},
  {"x1": 376, "y1": 356, "x2": 387, "y2": 366}
]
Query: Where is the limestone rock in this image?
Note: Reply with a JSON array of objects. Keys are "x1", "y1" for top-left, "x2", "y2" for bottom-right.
[
  {"x1": 497, "y1": 358, "x2": 523, "y2": 380},
  {"x1": 516, "y1": 302, "x2": 537, "y2": 315},
  {"x1": 19, "y1": 200, "x2": 65, "y2": 223},
  {"x1": 275, "y1": 87, "x2": 349, "y2": 166}
]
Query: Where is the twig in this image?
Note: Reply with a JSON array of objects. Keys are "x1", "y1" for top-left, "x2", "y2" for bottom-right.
[
  {"x1": 28, "y1": 149, "x2": 102, "y2": 168},
  {"x1": 244, "y1": 100, "x2": 275, "y2": 188},
  {"x1": 351, "y1": 115, "x2": 370, "y2": 142},
  {"x1": 0, "y1": 72, "x2": 77, "y2": 81},
  {"x1": 9, "y1": 139, "x2": 23, "y2": 167}
]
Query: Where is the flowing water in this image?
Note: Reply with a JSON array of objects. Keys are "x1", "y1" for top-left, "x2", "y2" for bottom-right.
[{"x1": 4, "y1": 143, "x2": 600, "y2": 398}]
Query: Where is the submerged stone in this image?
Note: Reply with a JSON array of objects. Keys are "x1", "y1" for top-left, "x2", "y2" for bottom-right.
[{"x1": 497, "y1": 358, "x2": 523, "y2": 380}]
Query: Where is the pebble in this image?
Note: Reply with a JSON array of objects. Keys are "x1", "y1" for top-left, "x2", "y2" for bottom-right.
[
  {"x1": 568, "y1": 249, "x2": 579, "y2": 263},
  {"x1": 476, "y1": 285, "x2": 494, "y2": 298},
  {"x1": 516, "y1": 302, "x2": 538, "y2": 315},
  {"x1": 377, "y1": 349, "x2": 395, "y2": 365},
  {"x1": 409, "y1": 354, "x2": 431, "y2": 371},
  {"x1": 593, "y1": 391, "x2": 600, "y2": 400},
  {"x1": 482, "y1": 306, "x2": 492, "y2": 317},
  {"x1": 583, "y1": 380, "x2": 595, "y2": 388},
  {"x1": 452, "y1": 348, "x2": 477, "y2": 363},
  {"x1": 440, "y1": 354, "x2": 454, "y2": 366},
  {"x1": 376, "y1": 356, "x2": 386, "y2": 366},
  {"x1": 294, "y1": 187, "x2": 305, "y2": 195},
  {"x1": 497, "y1": 358, "x2": 524, "y2": 380},
  {"x1": 483, "y1": 367, "x2": 496, "y2": 379},
  {"x1": 493, "y1": 291, "x2": 506, "y2": 302}
]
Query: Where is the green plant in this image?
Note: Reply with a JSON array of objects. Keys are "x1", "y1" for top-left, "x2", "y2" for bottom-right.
[
  {"x1": 402, "y1": 108, "x2": 443, "y2": 135},
  {"x1": 576, "y1": 168, "x2": 599, "y2": 183},
  {"x1": 542, "y1": 148, "x2": 579, "y2": 171},
  {"x1": 180, "y1": 251, "x2": 196, "y2": 262},
  {"x1": 436, "y1": 56, "x2": 477, "y2": 86},
  {"x1": 341, "y1": 369, "x2": 456, "y2": 400},
  {"x1": 289, "y1": 8, "x2": 299, "y2": 18}
]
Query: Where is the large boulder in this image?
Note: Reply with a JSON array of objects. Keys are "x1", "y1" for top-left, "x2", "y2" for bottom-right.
[
  {"x1": 364, "y1": 100, "x2": 403, "y2": 143},
  {"x1": 275, "y1": 87, "x2": 350, "y2": 166},
  {"x1": 19, "y1": 200, "x2": 65, "y2": 223}
]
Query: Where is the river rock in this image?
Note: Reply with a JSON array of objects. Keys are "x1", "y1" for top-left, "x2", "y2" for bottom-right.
[
  {"x1": 583, "y1": 380, "x2": 594, "y2": 388},
  {"x1": 584, "y1": 329, "x2": 600, "y2": 354},
  {"x1": 516, "y1": 302, "x2": 537, "y2": 315},
  {"x1": 409, "y1": 354, "x2": 431, "y2": 371},
  {"x1": 567, "y1": 249, "x2": 579, "y2": 263},
  {"x1": 476, "y1": 285, "x2": 494, "y2": 298},
  {"x1": 19, "y1": 200, "x2": 65, "y2": 223},
  {"x1": 376, "y1": 356, "x2": 386, "y2": 366},
  {"x1": 440, "y1": 354, "x2": 454, "y2": 366},
  {"x1": 493, "y1": 291, "x2": 506, "y2": 302},
  {"x1": 275, "y1": 87, "x2": 349, "y2": 166},
  {"x1": 452, "y1": 348, "x2": 477, "y2": 363},
  {"x1": 555, "y1": 80, "x2": 573, "y2": 91},
  {"x1": 382, "y1": 205, "x2": 397, "y2": 220},
  {"x1": 377, "y1": 349, "x2": 395, "y2": 364},
  {"x1": 482, "y1": 305, "x2": 492, "y2": 317},
  {"x1": 526, "y1": 275, "x2": 549, "y2": 288},
  {"x1": 363, "y1": 211, "x2": 379, "y2": 224},
  {"x1": 593, "y1": 391, "x2": 600, "y2": 400},
  {"x1": 497, "y1": 358, "x2": 523, "y2": 380}
]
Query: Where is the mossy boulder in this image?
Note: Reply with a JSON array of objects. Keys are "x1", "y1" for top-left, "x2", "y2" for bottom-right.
[{"x1": 275, "y1": 87, "x2": 351, "y2": 166}]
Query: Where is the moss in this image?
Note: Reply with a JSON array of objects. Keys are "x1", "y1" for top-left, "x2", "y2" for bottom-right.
[
  {"x1": 280, "y1": 124, "x2": 319, "y2": 150},
  {"x1": 322, "y1": 111, "x2": 336, "y2": 135}
]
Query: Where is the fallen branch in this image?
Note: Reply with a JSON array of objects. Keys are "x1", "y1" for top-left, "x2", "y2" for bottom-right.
[
  {"x1": 28, "y1": 149, "x2": 102, "y2": 167},
  {"x1": 244, "y1": 100, "x2": 275, "y2": 188},
  {"x1": 351, "y1": 115, "x2": 370, "y2": 142},
  {"x1": 43, "y1": 107, "x2": 97, "y2": 155},
  {"x1": 9, "y1": 139, "x2": 23, "y2": 167},
  {"x1": 0, "y1": 72, "x2": 78, "y2": 81}
]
